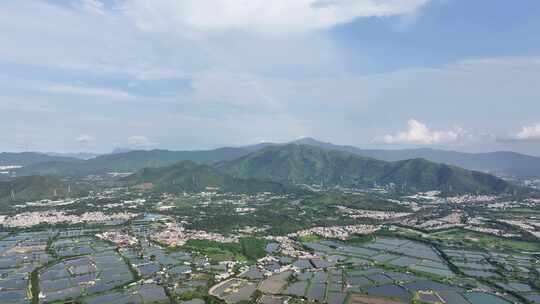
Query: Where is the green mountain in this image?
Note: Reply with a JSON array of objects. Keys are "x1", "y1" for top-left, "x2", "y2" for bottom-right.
[
  {"x1": 0, "y1": 152, "x2": 80, "y2": 166},
  {"x1": 216, "y1": 144, "x2": 514, "y2": 194},
  {"x1": 281, "y1": 138, "x2": 540, "y2": 178},
  {"x1": 124, "y1": 160, "x2": 299, "y2": 194},
  {"x1": 15, "y1": 138, "x2": 540, "y2": 179},
  {"x1": 17, "y1": 148, "x2": 250, "y2": 177},
  {"x1": 0, "y1": 176, "x2": 87, "y2": 204}
]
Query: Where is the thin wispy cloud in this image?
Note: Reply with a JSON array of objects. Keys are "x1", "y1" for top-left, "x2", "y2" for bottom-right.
[{"x1": 40, "y1": 84, "x2": 133, "y2": 99}]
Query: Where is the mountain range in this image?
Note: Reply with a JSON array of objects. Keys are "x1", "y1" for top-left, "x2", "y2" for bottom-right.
[
  {"x1": 6, "y1": 138, "x2": 540, "y2": 179},
  {"x1": 0, "y1": 143, "x2": 520, "y2": 196},
  {"x1": 15, "y1": 148, "x2": 248, "y2": 177},
  {"x1": 0, "y1": 152, "x2": 80, "y2": 167},
  {"x1": 288, "y1": 138, "x2": 540, "y2": 179},
  {"x1": 216, "y1": 144, "x2": 513, "y2": 194}
]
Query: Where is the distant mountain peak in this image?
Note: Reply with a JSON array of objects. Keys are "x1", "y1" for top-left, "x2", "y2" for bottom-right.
[
  {"x1": 239, "y1": 138, "x2": 540, "y2": 179},
  {"x1": 110, "y1": 148, "x2": 134, "y2": 154},
  {"x1": 291, "y1": 137, "x2": 332, "y2": 146},
  {"x1": 218, "y1": 144, "x2": 514, "y2": 195}
]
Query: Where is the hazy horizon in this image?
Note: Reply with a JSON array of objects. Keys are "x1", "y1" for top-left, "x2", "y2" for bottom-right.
[{"x1": 4, "y1": 136, "x2": 540, "y2": 158}]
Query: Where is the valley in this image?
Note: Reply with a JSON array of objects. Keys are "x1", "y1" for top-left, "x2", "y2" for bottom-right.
[
  {"x1": 0, "y1": 179, "x2": 539, "y2": 304},
  {"x1": 0, "y1": 143, "x2": 538, "y2": 304}
]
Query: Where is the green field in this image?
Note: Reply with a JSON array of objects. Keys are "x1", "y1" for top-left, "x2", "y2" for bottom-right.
[
  {"x1": 296, "y1": 235, "x2": 322, "y2": 243},
  {"x1": 183, "y1": 237, "x2": 269, "y2": 262}
]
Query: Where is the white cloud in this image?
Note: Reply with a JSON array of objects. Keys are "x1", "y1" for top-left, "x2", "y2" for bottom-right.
[
  {"x1": 77, "y1": 0, "x2": 106, "y2": 15},
  {"x1": 379, "y1": 119, "x2": 460, "y2": 145},
  {"x1": 41, "y1": 84, "x2": 132, "y2": 99},
  {"x1": 122, "y1": 0, "x2": 430, "y2": 34},
  {"x1": 0, "y1": 0, "x2": 538, "y2": 155},
  {"x1": 0, "y1": 1, "x2": 342, "y2": 83},
  {"x1": 0, "y1": 1, "x2": 183, "y2": 80},
  {"x1": 75, "y1": 134, "x2": 95, "y2": 143},
  {"x1": 127, "y1": 135, "x2": 156, "y2": 147},
  {"x1": 516, "y1": 123, "x2": 540, "y2": 141}
]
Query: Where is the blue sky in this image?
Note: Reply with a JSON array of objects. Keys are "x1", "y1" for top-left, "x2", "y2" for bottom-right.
[
  {"x1": 331, "y1": 0, "x2": 540, "y2": 72},
  {"x1": 1, "y1": 0, "x2": 540, "y2": 155}
]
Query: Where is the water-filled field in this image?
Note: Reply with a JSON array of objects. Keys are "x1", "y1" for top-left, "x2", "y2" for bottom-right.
[{"x1": 0, "y1": 227, "x2": 536, "y2": 304}]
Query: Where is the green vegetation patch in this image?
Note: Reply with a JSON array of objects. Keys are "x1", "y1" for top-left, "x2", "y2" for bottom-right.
[
  {"x1": 345, "y1": 234, "x2": 375, "y2": 245},
  {"x1": 184, "y1": 237, "x2": 269, "y2": 262},
  {"x1": 296, "y1": 235, "x2": 321, "y2": 243}
]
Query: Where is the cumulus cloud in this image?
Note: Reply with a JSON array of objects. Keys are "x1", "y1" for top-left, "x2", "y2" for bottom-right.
[
  {"x1": 127, "y1": 135, "x2": 156, "y2": 147},
  {"x1": 516, "y1": 123, "x2": 540, "y2": 141},
  {"x1": 75, "y1": 134, "x2": 95, "y2": 143},
  {"x1": 379, "y1": 119, "x2": 461, "y2": 145},
  {"x1": 122, "y1": 0, "x2": 430, "y2": 34},
  {"x1": 498, "y1": 122, "x2": 540, "y2": 142}
]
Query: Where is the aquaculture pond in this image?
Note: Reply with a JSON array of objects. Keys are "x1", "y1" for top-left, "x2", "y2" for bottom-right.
[{"x1": 0, "y1": 226, "x2": 537, "y2": 304}]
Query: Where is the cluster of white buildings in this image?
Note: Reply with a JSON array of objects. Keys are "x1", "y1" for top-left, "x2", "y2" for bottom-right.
[
  {"x1": 213, "y1": 261, "x2": 241, "y2": 281},
  {"x1": 444, "y1": 194, "x2": 499, "y2": 204},
  {"x1": 498, "y1": 219, "x2": 540, "y2": 238},
  {"x1": 393, "y1": 200, "x2": 423, "y2": 212},
  {"x1": 459, "y1": 216, "x2": 514, "y2": 237},
  {"x1": 159, "y1": 191, "x2": 290, "y2": 210},
  {"x1": 103, "y1": 198, "x2": 146, "y2": 209},
  {"x1": 152, "y1": 223, "x2": 238, "y2": 247},
  {"x1": 235, "y1": 207, "x2": 256, "y2": 214},
  {"x1": 13, "y1": 198, "x2": 76, "y2": 208},
  {"x1": 336, "y1": 206, "x2": 411, "y2": 221},
  {"x1": 96, "y1": 231, "x2": 138, "y2": 247},
  {"x1": 265, "y1": 236, "x2": 316, "y2": 259},
  {"x1": 405, "y1": 211, "x2": 465, "y2": 231},
  {"x1": 290, "y1": 224, "x2": 380, "y2": 241},
  {"x1": 406, "y1": 192, "x2": 504, "y2": 206},
  {"x1": 406, "y1": 191, "x2": 442, "y2": 201},
  {"x1": 0, "y1": 211, "x2": 137, "y2": 228}
]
